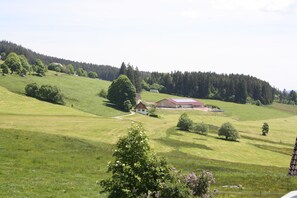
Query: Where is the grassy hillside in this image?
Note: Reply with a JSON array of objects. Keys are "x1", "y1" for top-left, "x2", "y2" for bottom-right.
[
  {"x1": 0, "y1": 71, "x2": 126, "y2": 117},
  {"x1": 0, "y1": 129, "x2": 113, "y2": 197},
  {"x1": 0, "y1": 86, "x2": 93, "y2": 116},
  {"x1": 1, "y1": 75, "x2": 297, "y2": 197}
]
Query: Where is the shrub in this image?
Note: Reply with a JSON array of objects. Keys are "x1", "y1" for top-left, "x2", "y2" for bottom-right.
[
  {"x1": 38, "y1": 85, "x2": 65, "y2": 105},
  {"x1": 88, "y1": 71, "x2": 98, "y2": 78},
  {"x1": 1, "y1": 63, "x2": 9, "y2": 75},
  {"x1": 218, "y1": 122, "x2": 240, "y2": 141},
  {"x1": 177, "y1": 113, "x2": 193, "y2": 131},
  {"x1": 185, "y1": 171, "x2": 215, "y2": 197},
  {"x1": 25, "y1": 83, "x2": 39, "y2": 97},
  {"x1": 193, "y1": 123, "x2": 209, "y2": 135},
  {"x1": 148, "y1": 106, "x2": 159, "y2": 118},
  {"x1": 99, "y1": 89, "x2": 107, "y2": 98},
  {"x1": 262, "y1": 122, "x2": 269, "y2": 136},
  {"x1": 25, "y1": 83, "x2": 65, "y2": 105}
]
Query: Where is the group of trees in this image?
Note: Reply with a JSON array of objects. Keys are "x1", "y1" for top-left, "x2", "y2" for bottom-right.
[
  {"x1": 25, "y1": 83, "x2": 65, "y2": 105},
  {"x1": 48, "y1": 63, "x2": 74, "y2": 75},
  {"x1": 177, "y1": 113, "x2": 239, "y2": 141},
  {"x1": 0, "y1": 41, "x2": 124, "y2": 81},
  {"x1": 177, "y1": 114, "x2": 270, "y2": 140},
  {"x1": 177, "y1": 113, "x2": 209, "y2": 135},
  {"x1": 46, "y1": 62, "x2": 99, "y2": 79},
  {"x1": 100, "y1": 124, "x2": 216, "y2": 197},
  {"x1": 118, "y1": 62, "x2": 142, "y2": 93},
  {"x1": 0, "y1": 52, "x2": 47, "y2": 76},
  {"x1": 275, "y1": 89, "x2": 297, "y2": 105},
  {"x1": 144, "y1": 71, "x2": 275, "y2": 105}
]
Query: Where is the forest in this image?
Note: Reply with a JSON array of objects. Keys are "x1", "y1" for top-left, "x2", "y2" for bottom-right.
[{"x1": 143, "y1": 71, "x2": 275, "y2": 105}]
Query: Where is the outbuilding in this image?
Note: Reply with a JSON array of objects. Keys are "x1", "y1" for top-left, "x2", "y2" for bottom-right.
[
  {"x1": 135, "y1": 102, "x2": 148, "y2": 115},
  {"x1": 156, "y1": 98, "x2": 204, "y2": 108}
]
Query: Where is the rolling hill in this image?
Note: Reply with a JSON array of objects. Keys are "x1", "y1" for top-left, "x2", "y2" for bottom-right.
[{"x1": 0, "y1": 72, "x2": 297, "y2": 197}]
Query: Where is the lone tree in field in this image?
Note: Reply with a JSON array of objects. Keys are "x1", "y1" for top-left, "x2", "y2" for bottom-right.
[
  {"x1": 100, "y1": 124, "x2": 171, "y2": 197},
  {"x1": 177, "y1": 113, "x2": 193, "y2": 131},
  {"x1": 218, "y1": 122, "x2": 240, "y2": 141},
  {"x1": 262, "y1": 122, "x2": 269, "y2": 136},
  {"x1": 107, "y1": 75, "x2": 136, "y2": 111}
]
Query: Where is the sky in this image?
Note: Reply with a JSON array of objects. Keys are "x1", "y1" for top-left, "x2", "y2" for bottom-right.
[{"x1": 1, "y1": 0, "x2": 297, "y2": 90}]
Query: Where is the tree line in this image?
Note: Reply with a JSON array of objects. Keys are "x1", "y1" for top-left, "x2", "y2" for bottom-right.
[
  {"x1": 1, "y1": 41, "x2": 279, "y2": 105},
  {"x1": 275, "y1": 89, "x2": 297, "y2": 105},
  {"x1": 143, "y1": 71, "x2": 275, "y2": 105},
  {"x1": 0, "y1": 40, "x2": 117, "y2": 80}
]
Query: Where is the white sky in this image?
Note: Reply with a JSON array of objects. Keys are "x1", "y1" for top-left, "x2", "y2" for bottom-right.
[{"x1": 1, "y1": 0, "x2": 297, "y2": 90}]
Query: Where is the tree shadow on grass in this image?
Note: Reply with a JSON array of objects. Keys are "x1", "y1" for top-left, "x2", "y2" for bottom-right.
[
  {"x1": 249, "y1": 143, "x2": 292, "y2": 156},
  {"x1": 156, "y1": 138, "x2": 213, "y2": 151},
  {"x1": 103, "y1": 101, "x2": 126, "y2": 112},
  {"x1": 215, "y1": 137, "x2": 240, "y2": 143},
  {"x1": 165, "y1": 127, "x2": 184, "y2": 138}
]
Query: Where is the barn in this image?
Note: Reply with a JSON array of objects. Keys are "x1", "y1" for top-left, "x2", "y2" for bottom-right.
[{"x1": 156, "y1": 98, "x2": 204, "y2": 108}]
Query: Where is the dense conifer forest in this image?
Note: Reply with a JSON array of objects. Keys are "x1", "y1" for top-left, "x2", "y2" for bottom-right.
[{"x1": 143, "y1": 71, "x2": 275, "y2": 105}]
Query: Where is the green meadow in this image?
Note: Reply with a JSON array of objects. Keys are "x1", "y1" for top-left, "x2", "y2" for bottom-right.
[{"x1": 0, "y1": 73, "x2": 297, "y2": 197}]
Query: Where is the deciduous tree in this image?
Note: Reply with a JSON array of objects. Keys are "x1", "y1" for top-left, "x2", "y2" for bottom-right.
[
  {"x1": 177, "y1": 113, "x2": 193, "y2": 131},
  {"x1": 218, "y1": 122, "x2": 239, "y2": 141},
  {"x1": 100, "y1": 124, "x2": 171, "y2": 197},
  {"x1": 107, "y1": 75, "x2": 136, "y2": 111},
  {"x1": 4, "y1": 52, "x2": 22, "y2": 74}
]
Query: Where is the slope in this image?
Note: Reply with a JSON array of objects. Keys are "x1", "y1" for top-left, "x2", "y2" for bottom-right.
[{"x1": 0, "y1": 71, "x2": 126, "y2": 117}]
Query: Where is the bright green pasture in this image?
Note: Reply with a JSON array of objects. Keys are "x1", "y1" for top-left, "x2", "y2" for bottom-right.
[
  {"x1": 0, "y1": 129, "x2": 113, "y2": 198},
  {"x1": 0, "y1": 86, "x2": 92, "y2": 116},
  {"x1": 0, "y1": 71, "x2": 126, "y2": 117}
]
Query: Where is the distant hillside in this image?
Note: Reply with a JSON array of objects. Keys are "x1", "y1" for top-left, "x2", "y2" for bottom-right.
[
  {"x1": 0, "y1": 41, "x2": 119, "y2": 81},
  {"x1": 0, "y1": 40, "x2": 277, "y2": 105}
]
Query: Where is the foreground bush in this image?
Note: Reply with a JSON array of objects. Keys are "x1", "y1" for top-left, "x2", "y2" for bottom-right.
[
  {"x1": 100, "y1": 124, "x2": 171, "y2": 197},
  {"x1": 100, "y1": 124, "x2": 216, "y2": 198},
  {"x1": 25, "y1": 83, "x2": 65, "y2": 105}
]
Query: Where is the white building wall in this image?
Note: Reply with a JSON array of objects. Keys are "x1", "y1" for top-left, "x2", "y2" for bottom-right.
[{"x1": 136, "y1": 109, "x2": 148, "y2": 115}]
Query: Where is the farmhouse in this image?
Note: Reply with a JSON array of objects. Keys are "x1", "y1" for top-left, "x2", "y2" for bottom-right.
[
  {"x1": 135, "y1": 102, "x2": 148, "y2": 115},
  {"x1": 156, "y1": 98, "x2": 204, "y2": 108}
]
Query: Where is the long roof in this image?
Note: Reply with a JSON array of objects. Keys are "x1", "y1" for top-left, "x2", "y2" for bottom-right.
[{"x1": 158, "y1": 98, "x2": 203, "y2": 105}]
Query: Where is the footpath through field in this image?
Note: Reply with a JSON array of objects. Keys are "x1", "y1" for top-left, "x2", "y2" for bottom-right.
[{"x1": 113, "y1": 111, "x2": 135, "y2": 119}]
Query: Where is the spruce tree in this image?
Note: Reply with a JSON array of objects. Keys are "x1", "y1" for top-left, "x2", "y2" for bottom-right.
[{"x1": 118, "y1": 62, "x2": 127, "y2": 76}]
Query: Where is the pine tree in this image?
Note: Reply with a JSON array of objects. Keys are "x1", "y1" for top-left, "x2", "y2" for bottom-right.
[
  {"x1": 134, "y1": 66, "x2": 142, "y2": 93},
  {"x1": 127, "y1": 64, "x2": 135, "y2": 86},
  {"x1": 118, "y1": 62, "x2": 127, "y2": 76}
]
